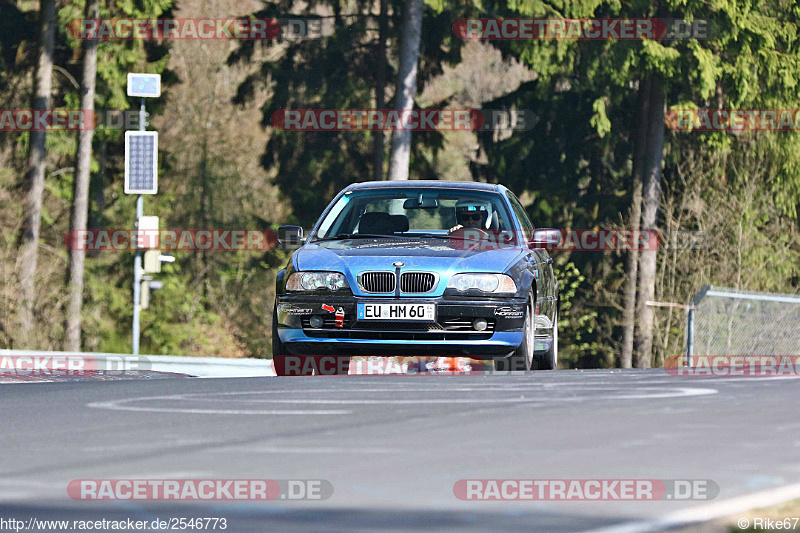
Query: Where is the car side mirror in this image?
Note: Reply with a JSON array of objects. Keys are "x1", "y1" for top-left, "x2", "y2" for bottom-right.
[
  {"x1": 529, "y1": 228, "x2": 562, "y2": 249},
  {"x1": 278, "y1": 225, "x2": 304, "y2": 249}
]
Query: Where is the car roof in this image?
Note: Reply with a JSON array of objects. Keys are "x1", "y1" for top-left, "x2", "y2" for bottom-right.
[{"x1": 345, "y1": 180, "x2": 505, "y2": 193}]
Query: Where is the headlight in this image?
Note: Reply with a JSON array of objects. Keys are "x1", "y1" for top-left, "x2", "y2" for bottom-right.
[
  {"x1": 286, "y1": 271, "x2": 349, "y2": 291},
  {"x1": 447, "y1": 273, "x2": 517, "y2": 294}
]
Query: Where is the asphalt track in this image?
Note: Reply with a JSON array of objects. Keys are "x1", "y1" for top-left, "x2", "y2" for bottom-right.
[{"x1": 1, "y1": 368, "x2": 799, "y2": 532}]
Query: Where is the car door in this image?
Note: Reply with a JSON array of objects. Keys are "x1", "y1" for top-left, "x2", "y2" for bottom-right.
[{"x1": 506, "y1": 191, "x2": 557, "y2": 326}]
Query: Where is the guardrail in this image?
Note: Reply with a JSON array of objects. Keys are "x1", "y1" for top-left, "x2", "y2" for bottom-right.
[{"x1": 0, "y1": 349, "x2": 276, "y2": 378}]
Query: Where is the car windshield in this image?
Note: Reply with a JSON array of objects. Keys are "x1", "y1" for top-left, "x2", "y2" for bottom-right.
[{"x1": 313, "y1": 188, "x2": 516, "y2": 241}]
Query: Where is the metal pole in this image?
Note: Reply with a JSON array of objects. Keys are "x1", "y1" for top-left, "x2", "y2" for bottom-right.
[
  {"x1": 132, "y1": 195, "x2": 143, "y2": 355},
  {"x1": 132, "y1": 98, "x2": 146, "y2": 355},
  {"x1": 685, "y1": 307, "x2": 694, "y2": 366},
  {"x1": 685, "y1": 285, "x2": 710, "y2": 367}
]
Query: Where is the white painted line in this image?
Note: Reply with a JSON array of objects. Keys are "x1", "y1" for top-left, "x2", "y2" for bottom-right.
[
  {"x1": 0, "y1": 379, "x2": 56, "y2": 384},
  {"x1": 210, "y1": 446, "x2": 402, "y2": 454},
  {"x1": 195, "y1": 387, "x2": 715, "y2": 404},
  {"x1": 219, "y1": 398, "x2": 530, "y2": 404},
  {"x1": 189, "y1": 387, "x2": 546, "y2": 394},
  {"x1": 582, "y1": 482, "x2": 800, "y2": 533},
  {"x1": 666, "y1": 376, "x2": 800, "y2": 383},
  {"x1": 86, "y1": 386, "x2": 716, "y2": 415},
  {"x1": 176, "y1": 386, "x2": 717, "y2": 397},
  {"x1": 87, "y1": 399, "x2": 351, "y2": 415}
]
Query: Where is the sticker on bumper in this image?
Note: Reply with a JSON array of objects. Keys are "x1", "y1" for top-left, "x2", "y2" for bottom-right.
[
  {"x1": 281, "y1": 306, "x2": 313, "y2": 315},
  {"x1": 494, "y1": 306, "x2": 524, "y2": 318}
]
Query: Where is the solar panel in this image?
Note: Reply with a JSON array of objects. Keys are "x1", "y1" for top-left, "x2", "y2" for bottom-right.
[
  {"x1": 124, "y1": 131, "x2": 158, "y2": 194},
  {"x1": 127, "y1": 73, "x2": 161, "y2": 97}
]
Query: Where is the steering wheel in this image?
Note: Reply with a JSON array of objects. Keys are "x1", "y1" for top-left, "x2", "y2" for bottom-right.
[{"x1": 448, "y1": 225, "x2": 491, "y2": 241}]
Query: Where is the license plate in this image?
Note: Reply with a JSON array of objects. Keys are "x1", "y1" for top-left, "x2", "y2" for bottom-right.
[{"x1": 357, "y1": 303, "x2": 436, "y2": 321}]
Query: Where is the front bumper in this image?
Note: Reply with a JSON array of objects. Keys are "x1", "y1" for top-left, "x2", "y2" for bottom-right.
[{"x1": 276, "y1": 295, "x2": 527, "y2": 358}]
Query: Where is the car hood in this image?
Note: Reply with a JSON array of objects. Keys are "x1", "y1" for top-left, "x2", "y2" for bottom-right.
[{"x1": 294, "y1": 238, "x2": 523, "y2": 297}]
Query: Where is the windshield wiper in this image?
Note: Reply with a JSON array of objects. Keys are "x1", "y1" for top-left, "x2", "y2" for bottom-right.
[
  {"x1": 313, "y1": 233, "x2": 393, "y2": 241},
  {"x1": 313, "y1": 232, "x2": 452, "y2": 242},
  {"x1": 415, "y1": 233, "x2": 450, "y2": 239}
]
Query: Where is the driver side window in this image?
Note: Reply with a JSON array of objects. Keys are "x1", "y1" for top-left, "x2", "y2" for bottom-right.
[{"x1": 507, "y1": 191, "x2": 535, "y2": 241}]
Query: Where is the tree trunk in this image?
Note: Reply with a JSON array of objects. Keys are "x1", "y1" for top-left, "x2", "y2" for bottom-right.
[
  {"x1": 621, "y1": 180, "x2": 642, "y2": 367},
  {"x1": 65, "y1": 0, "x2": 100, "y2": 351},
  {"x1": 88, "y1": 140, "x2": 106, "y2": 238},
  {"x1": 620, "y1": 77, "x2": 651, "y2": 368},
  {"x1": 387, "y1": 0, "x2": 423, "y2": 181},
  {"x1": 199, "y1": 135, "x2": 209, "y2": 299},
  {"x1": 634, "y1": 73, "x2": 666, "y2": 368},
  {"x1": 18, "y1": 0, "x2": 56, "y2": 340},
  {"x1": 372, "y1": 0, "x2": 388, "y2": 181}
]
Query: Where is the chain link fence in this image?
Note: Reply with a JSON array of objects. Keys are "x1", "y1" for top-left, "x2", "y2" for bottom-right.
[{"x1": 687, "y1": 286, "x2": 800, "y2": 360}]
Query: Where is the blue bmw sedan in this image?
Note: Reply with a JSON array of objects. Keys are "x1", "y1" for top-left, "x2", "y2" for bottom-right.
[{"x1": 272, "y1": 181, "x2": 559, "y2": 375}]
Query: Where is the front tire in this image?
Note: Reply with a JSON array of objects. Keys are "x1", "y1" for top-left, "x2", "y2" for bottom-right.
[
  {"x1": 272, "y1": 303, "x2": 313, "y2": 376},
  {"x1": 272, "y1": 304, "x2": 295, "y2": 376},
  {"x1": 532, "y1": 310, "x2": 558, "y2": 370},
  {"x1": 495, "y1": 293, "x2": 535, "y2": 372},
  {"x1": 272, "y1": 304, "x2": 349, "y2": 376}
]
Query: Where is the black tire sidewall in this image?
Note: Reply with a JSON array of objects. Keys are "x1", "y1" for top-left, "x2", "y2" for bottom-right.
[
  {"x1": 272, "y1": 303, "x2": 290, "y2": 376},
  {"x1": 499, "y1": 291, "x2": 534, "y2": 372},
  {"x1": 534, "y1": 310, "x2": 557, "y2": 371}
]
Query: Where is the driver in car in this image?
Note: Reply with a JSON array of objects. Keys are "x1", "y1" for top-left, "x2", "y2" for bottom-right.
[{"x1": 449, "y1": 200, "x2": 490, "y2": 233}]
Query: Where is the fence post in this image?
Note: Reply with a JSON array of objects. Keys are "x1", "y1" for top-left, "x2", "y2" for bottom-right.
[
  {"x1": 685, "y1": 307, "x2": 693, "y2": 365},
  {"x1": 685, "y1": 285, "x2": 711, "y2": 366}
]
